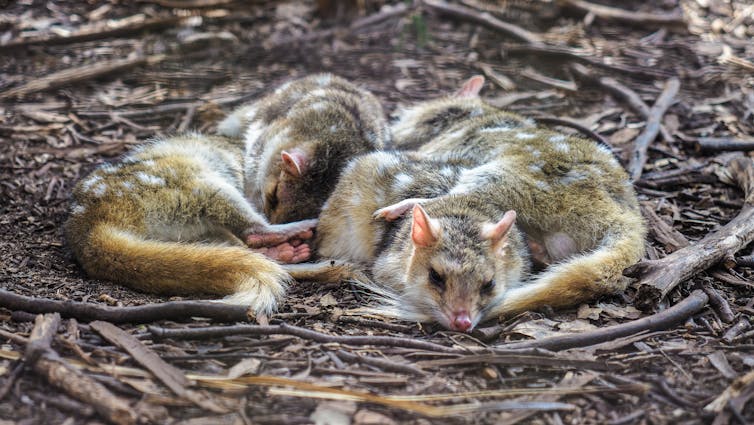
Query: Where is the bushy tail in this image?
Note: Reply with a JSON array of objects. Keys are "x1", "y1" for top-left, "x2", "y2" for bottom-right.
[
  {"x1": 80, "y1": 224, "x2": 290, "y2": 314},
  {"x1": 494, "y1": 215, "x2": 646, "y2": 316}
]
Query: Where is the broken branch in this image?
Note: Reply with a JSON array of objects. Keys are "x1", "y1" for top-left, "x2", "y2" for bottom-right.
[
  {"x1": 630, "y1": 157, "x2": 754, "y2": 308},
  {"x1": 25, "y1": 314, "x2": 142, "y2": 425},
  {"x1": 570, "y1": 63, "x2": 673, "y2": 142},
  {"x1": 150, "y1": 322, "x2": 464, "y2": 354},
  {"x1": 558, "y1": 0, "x2": 686, "y2": 28},
  {"x1": 0, "y1": 289, "x2": 250, "y2": 323},
  {"x1": 422, "y1": 0, "x2": 543, "y2": 45},
  {"x1": 627, "y1": 77, "x2": 681, "y2": 181},
  {"x1": 496, "y1": 290, "x2": 709, "y2": 351},
  {"x1": 0, "y1": 54, "x2": 167, "y2": 100}
]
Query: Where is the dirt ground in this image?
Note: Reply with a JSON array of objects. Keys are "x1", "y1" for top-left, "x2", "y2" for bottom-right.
[{"x1": 1, "y1": 0, "x2": 754, "y2": 424}]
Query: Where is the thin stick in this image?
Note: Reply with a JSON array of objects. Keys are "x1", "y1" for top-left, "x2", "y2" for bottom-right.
[
  {"x1": 495, "y1": 290, "x2": 708, "y2": 351},
  {"x1": 570, "y1": 63, "x2": 673, "y2": 141},
  {"x1": 422, "y1": 0, "x2": 543, "y2": 45},
  {"x1": 25, "y1": 314, "x2": 142, "y2": 425},
  {"x1": 0, "y1": 54, "x2": 167, "y2": 100},
  {"x1": 0, "y1": 16, "x2": 184, "y2": 51},
  {"x1": 335, "y1": 350, "x2": 426, "y2": 376},
  {"x1": 90, "y1": 321, "x2": 229, "y2": 413},
  {"x1": 504, "y1": 43, "x2": 670, "y2": 79},
  {"x1": 559, "y1": 0, "x2": 686, "y2": 28},
  {"x1": 0, "y1": 289, "x2": 250, "y2": 323},
  {"x1": 630, "y1": 157, "x2": 754, "y2": 308},
  {"x1": 696, "y1": 137, "x2": 754, "y2": 153},
  {"x1": 627, "y1": 77, "x2": 680, "y2": 181},
  {"x1": 150, "y1": 322, "x2": 465, "y2": 354}
]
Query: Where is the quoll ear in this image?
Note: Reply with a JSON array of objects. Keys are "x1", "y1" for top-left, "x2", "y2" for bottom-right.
[
  {"x1": 281, "y1": 149, "x2": 308, "y2": 178},
  {"x1": 411, "y1": 205, "x2": 442, "y2": 248},
  {"x1": 481, "y1": 210, "x2": 517, "y2": 254},
  {"x1": 454, "y1": 75, "x2": 485, "y2": 98}
]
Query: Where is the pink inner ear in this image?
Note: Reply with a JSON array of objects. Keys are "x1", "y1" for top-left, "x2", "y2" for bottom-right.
[
  {"x1": 281, "y1": 149, "x2": 308, "y2": 178},
  {"x1": 411, "y1": 205, "x2": 439, "y2": 248},
  {"x1": 484, "y1": 210, "x2": 517, "y2": 246},
  {"x1": 454, "y1": 75, "x2": 485, "y2": 98}
]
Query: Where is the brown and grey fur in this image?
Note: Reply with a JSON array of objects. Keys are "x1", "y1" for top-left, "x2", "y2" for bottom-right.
[
  {"x1": 66, "y1": 74, "x2": 387, "y2": 315},
  {"x1": 316, "y1": 151, "x2": 530, "y2": 330},
  {"x1": 218, "y1": 73, "x2": 390, "y2": 223},
  {"x1": 317, "y1": 77, "x2": 646, "y2": 330}
]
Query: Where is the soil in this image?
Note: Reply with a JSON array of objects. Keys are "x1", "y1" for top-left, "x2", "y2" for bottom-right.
[{"x1": 1, "y1": 0, "x2": 754, "y2": 424}]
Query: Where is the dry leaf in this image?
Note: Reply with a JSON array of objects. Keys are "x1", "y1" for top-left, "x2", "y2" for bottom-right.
[
  {"x1": 310, "y1": 401, "x2": 357, "y2": 425},
  {"x1": 226, "y1": 358, "x2": 261, "y2": 379},
  {"x1": 577, "y1": 304, "x2": 602, "y2": 320},
  {"x1": 353, "y1": 409, "x2": 397, "y2": 425},
  {"x1": 597, "y1": 303, "x2": 641, "y2": 319},
  {"x1": 510, "y1": 318, "x2": 560, "y2": 340},
  {"x1": 320, "y1": 293, "x2": 338, "y2": 307}
]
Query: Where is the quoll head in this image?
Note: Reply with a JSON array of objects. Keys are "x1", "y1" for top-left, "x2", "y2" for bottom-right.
[
  {"x1": 391, "y1": 76, "x2": 497, "y2": 149},
  {"x1": 261, "y1": 104, "x2": 375, "y2": 224},
  {"x1": 404, "y1": 204, "x2": 519, "y2": 332}
]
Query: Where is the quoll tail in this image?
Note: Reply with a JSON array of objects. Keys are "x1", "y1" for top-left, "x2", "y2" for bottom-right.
[
  {"x1": 81, "y1": 223, "x2": 290, "y2": 314},
  {"x1": 495, "y1": 216, "x2": 646, "y2": 315}
]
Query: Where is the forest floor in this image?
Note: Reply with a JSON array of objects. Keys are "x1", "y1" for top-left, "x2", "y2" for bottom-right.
[{"x1": 1, "y1": 0, "x2": 754, "y2": 424}]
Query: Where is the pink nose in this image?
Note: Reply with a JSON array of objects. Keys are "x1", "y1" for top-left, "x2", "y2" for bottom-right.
[{"x1": 451, "y1": 311, "x2": 473, "y2": 332}]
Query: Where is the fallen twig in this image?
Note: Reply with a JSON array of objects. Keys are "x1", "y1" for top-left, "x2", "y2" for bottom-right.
[
  {"x1": 627, "y1": 77, "x2": 681, "y2": 181},
  {"x1": 630, "y1": 157, "x2": 754, "y2": 308},
  {"x1": 90, "y1": 321, "x2": 230, "y2": 413},
  {"x1": 0, "y1": 54, "x2": 167, "y2": 100},
  {"x1": 25, "y1": 314, "x2": 147, "y2": 425},
  {"x1": 558, "y1": 0, "x2": 686, "y2": 28},
  {"x1": 695, "y1": 137, "x2": 754, "y2": 153},
  {"x1": 504, "y1": 43, "x2": 671, "y2": 78},
  {"x1": 0, "y1": 16, "x2": 184, "y2": 51},
  {"x1": 422, "y1": 0, "x2": 543, "y2": 45},
  {"x1": 150, "y1": 322, "x2": 466, "y2": 354},
  {"x1": 0, "y1": 289, "x2": 250, "y2": 323},
  {"x1": 494, "y1": 290, "x2": 709, "y2": 351},
  {"x1": 334, "y1": 349, "x2": 426, "y2": 376},
  {"x1": 570, "y1": 63, "x2": 673, "y2": 142},
  {"x1": 414, "y1": 353, "x2": 614, "y2": 371},
  {"x1": 703, "y1": 285, "x2": 736, "y2": 324}
]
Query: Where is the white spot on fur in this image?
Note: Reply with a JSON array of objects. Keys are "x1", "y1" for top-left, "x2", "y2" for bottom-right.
[
  {"x1": 528, "y1": 164, "x2": 542, "y2": 173},
  {"x1": 274, "y1": 80, "x2": 292, "y2": 94},
  {"x1": 392, "y1": 173, "x2": 414, "y2": 190},
  {"x1": 91, "y1": 183, "x2": 106, "y2": 197},
  {"x1": 121, "y1": 181, "x2": 134, "y2": 190},
  {"x1": 316, "y1": 74, "x2": 332, "y2": 86},
  {"x1": 81, "y1": 175, "x2": 102, "y2": 192},
  {"x1": 480, "y1": 124, "x2": 513, "y2": 133},
  {"x1": 469, "y1": 107, "x2": 484, "y2": 117},
  {"x1": 549, "y1": 134, "x2": 566, "y2": 143},
  {"x1": 244, "y1": 120, "x2": 266, "y2": 150},
  {"x1": 329, "y1": 124, "x2": 338, "y2": 133},
  {"x1": 516, "y1": 132, "x2": 535, "y2": 140},
  {"x1": 309, "y1": 88, "x2": 327, "y2": 98},
  {"x1": 135, "y1": 172, "x2": 165, "y2": 186},
  {"x1": 554, "y1": 142, "x2": 570, "y2": 153},
  {"x1": 71, "y1": 204, "x2": 86, "y2": 214},
  {"x1": 100, "y1": 164, "x2": 119, "y2": 174},
  {"x1": 535, "y1": 180, "x2": 551, "y2": 191},
  {"x1": 560, "y1": 170, "x2": 588, "y2": 185},
  {"x1": 142, "y1": 159, "x2": 155, "y2": 167},
  {"x1": 441, "y1": 166, "x2": 455, "y2": 177}
]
